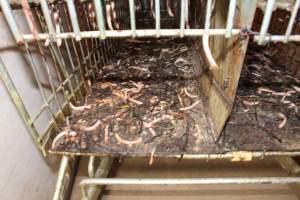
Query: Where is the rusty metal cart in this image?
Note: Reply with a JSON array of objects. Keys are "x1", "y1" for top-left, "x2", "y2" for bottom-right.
[{"x1": 1, "y1": 0, "x2": 300, "y2": 199}]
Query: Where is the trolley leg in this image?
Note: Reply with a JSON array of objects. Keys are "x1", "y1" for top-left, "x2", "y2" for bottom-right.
[
  {"x1": 85, "y1": 156, "x2": 114, "y2": 200},
  {"x1": 53, "y1": 156, "x2": 70, "y2": 200},
  {"x1": 276, "y1": 156, "x2": 300, "y2": 191},
  {"x1": 276, "y1": 156, "x2": 300, "y2": 176}
]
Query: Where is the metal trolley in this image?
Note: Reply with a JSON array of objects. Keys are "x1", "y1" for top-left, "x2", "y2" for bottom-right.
[{"x1": 1, "y1": 0, "x2": 300, "y2": 199}]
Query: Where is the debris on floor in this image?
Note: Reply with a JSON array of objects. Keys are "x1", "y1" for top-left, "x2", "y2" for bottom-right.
[
  {"x1": 100, "y1": 38, "x2": 203, "y2": 80},
  {"x1": 48, "y1": 40, "x2": 300, "y2": 156},
  {"x1": 50, "y1": 38, "x2": 215, "y2": 156},
  {"x1": 221, "y1": 44, "x2": 300, "y2": 151}
]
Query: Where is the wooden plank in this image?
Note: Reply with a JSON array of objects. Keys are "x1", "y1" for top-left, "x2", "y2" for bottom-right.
[{"x1": 199, "y1": 0, "x2": 257, "y2": 139}]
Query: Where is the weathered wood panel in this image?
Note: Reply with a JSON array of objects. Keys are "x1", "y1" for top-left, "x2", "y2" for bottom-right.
[{"x1": 199, "y1": 0, "x2": 258, "y2": 139}]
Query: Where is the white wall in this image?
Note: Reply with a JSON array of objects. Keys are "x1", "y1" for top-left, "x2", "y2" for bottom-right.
[{"x1": 0, "y1": 9, "x2": 61, "y2": 200}]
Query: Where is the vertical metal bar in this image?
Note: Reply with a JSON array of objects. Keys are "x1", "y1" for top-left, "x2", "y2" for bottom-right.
[
  {"x1": 129, "y1": 0, "x2": 136, "y2": 37},
  {"x1": 203, "y1": 0, "x2": 218, "y2": 70},
  {"x1": 184, "y1": 0, "x2": 189, "y2": 28},
  {"x1": 84, "y1": 157, "x2": 114, "y2": 200},
  {"x1": 94, "y1": 0, "x2": 106, "y2": 39},
  {"x1": 57, "y1": 47, "x2": 76, "y2": 97},
  {"x1": 180, "y1": 0, "x2": 186, "y2": 37},
  {"x1": 112, "y1": 38, "x2": 117, "y2": 54},
  {"x1": 50, "y1": 4, "x2": 76, "y2": 99},
  {"x1": 72, "y1": 3, "x2": 88, "y2": 75},
  {"x1": 88, "y1": 156, "x2": 96, "y2": 177},
  {"x1": 83, "y1": 38, "x2": 95, "y2": 80},
  {"x1": 58, "y1": 19, "x2": 83, "y2": 99},
  {"x1": 78, "y1": 3, "x2": 94, "y2": 80},
  {"x1": 95, "y1": 38, "x2": 103, "y2": 67},
  {"x1": 108, "y1": 38, "x2": 114, "y2": 57},
  {"x1": 104, "y1": 39, "x2": 110, "y2": 61},
  {"x1": 34, "y1": 9, "x2": 72, "y2": 106},
  {"x1": 95, "y1": 37, "x2": 103, "y2": 67},
  {"x1": 53, "y1": 156, "x2": 70, "y2": 200},
  {"x1": 82, "y1": 3, "x2": 99, "y2": 73},
  {"x1": 225, "y1": 0, "x2": 237, "y2": 38},
  {"x1": 40, "y1": 0, "x2": 56, "y2": 41},
  {"x1": 284, "y1": 0, "x2": 300, "y2": 42},
  {"x1": 98, "y1": 40, "x2": 107, "y2": 67},
  {"x1": 0, "y1": 56, "x2": 40, "y2": 148},
  {"x1": 24, "y1": 42, "x2": 59, "y2": 128},
  {"x1": 32, "y1": 10, "x2": 66, "y2": 121},
  {"x1": 204, "y1": 0, "x2": 213, "y2": 30},
  {"x1": 21, "y1": 0, "x2": 40, "y2": 41},
  {"x1": 62, "y1": 4, "x2": 87, "y2": 90},
  {"x1": 0, "y1": 0, "x2": 24, "y2": 44},
  {"x1": 36, "y1": 41, "x2": 65, "y2": 122},
  {"x1": 100, "y1": 40, "x2": 108, "y2": 64},
  {"x1": 36, "y1": 7, "x2": 76, "y2": 105},
  {"x1": 258, "y1": 0, "x2": 275, "y2": 45},
  {"x1": 66, "y1": 0, "x2": 81, "y2": 41},
  {"x1": 111, "y1": 38, "x2": 115, "y2": 55},
  {"x1": 155, "y1": 0, "x2": 160, "y2": 37},
  {"x1": 276, "y1": 156, "x2": 300, "y2": 176}
]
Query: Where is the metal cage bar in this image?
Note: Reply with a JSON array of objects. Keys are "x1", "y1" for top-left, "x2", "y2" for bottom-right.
[
  {"x1": 203, "y1": 0, "x2": 218, "y2": 69},
  {"x1": 225, "y1": 0, "x2": 237, "y2": 38},
  {"x1": 257, "y1": 0, "x2": 275, "y2": 45},
  {"x1": 1, "y1": 0, "x2": 300, "y2": 156},
  {"x1": 1, "y1": 0, "x2": 300, "y2": 44},
  {"x1": 180, "y1": 0, "x2": 186, "y2": 37},
  {"x1": 66, "y1": 0, "x2": 81, "y2": 41},
  {"x1": 80, "y1": 177, "x2": 300, "y2": 199},
  {"x1": 129, "y1": 0, "x2": 136, "y2": 37},
  {"x1": 284, "y1": 0, "x2": 300, "y2": 42},
  {"x1": 94, "y1": 0, "x2": 106, "y2": 39},
  {"x1": 0, "y1": 0, "x2": 121, "y2": 153},
  {"x1": 0, "y1": 0, "x2": 23, "y2": 44},
  {"x1": 53, "y1": 156, "x2": 70, "y2": 200},
  {"x1": 155, "y1": 0, "x2": 160, "y2": 37}
]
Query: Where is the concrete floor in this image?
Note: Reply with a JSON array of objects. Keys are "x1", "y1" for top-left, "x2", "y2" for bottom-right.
[{"x1": 71, "y1": 157, "x2": 300, "y2": 200}]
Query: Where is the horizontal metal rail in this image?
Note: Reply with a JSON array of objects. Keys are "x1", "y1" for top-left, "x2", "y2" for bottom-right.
[
  {"x1": 80, "y1": 177, "x2": 300, "y2": 199},
  {"x1": 21, "y1": 29, "x2": 241, "y2": 41},
  {"x1": 1, "y1": 0, "x2": 300, "y2": 44},
  {"x1": 254, "y1": 35, "x2": 300, "y2": 42},
  {"x1": 48, "y1": 150, "x2": 300, "y2": 159},
  {"x1": 81, "y1": 177, "x2": 300, "y2": 186}
]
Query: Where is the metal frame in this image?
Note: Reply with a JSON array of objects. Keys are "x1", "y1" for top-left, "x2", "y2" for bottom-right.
[
  {"x1": 53, "y1": 156, "x2": 70, "y2": 200},
  {"x1": 47, "y1": 150, "x2": 300, "y2": 160},
  {"x1": 2, "y1": 0, "x2": 300, "y2": 42},
  {"x1": 0, "y1": 0, "x2": 120, "y2": 155},
  {"x1": 79, "y1": 176, "x2": 300, "y2": 200},
  {"x1": 1, "y1": 0, "x2": 299, "y2": 155},
  {"x1": 1, "y1": 1, "x2": 300, "y2": 199},
  {"x1": 52, "y1": 155, "x2": 300, "y2": 200}
]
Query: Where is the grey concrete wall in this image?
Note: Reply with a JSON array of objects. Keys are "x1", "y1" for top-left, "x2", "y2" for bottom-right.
[{"x1": 0, "y1": 9, "x2": 61, "y2": 200}]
